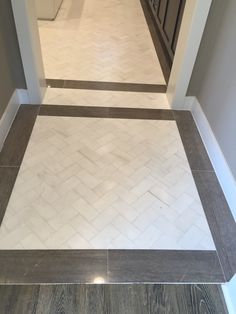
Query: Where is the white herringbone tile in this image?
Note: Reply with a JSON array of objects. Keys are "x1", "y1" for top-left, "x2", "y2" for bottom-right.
[
  {"x1": 38, "y1": 0, "x2": 165, "y2": 84},
  {"x1": 0, "y1": 117, "x2": 215, "y2": 250},
  {"x1": 43, "y1": 88, "x2": 170, "y2": 110}
]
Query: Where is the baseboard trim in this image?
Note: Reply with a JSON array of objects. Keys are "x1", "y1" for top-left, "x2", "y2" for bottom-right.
[
  {"x1": 17, "y1": 89, "x2": 30, "y2": 104},
  {"x1": 190, "y1": 96, "x2": 236, "y2": 220},
  {"x1": 184, "y1": 96, "x2": 195, "y2": 110},
  {"x1": 0, "y1": 89, "x2": 29, "y2": 151},
  {"x1": 222, "y1": 275, "x2": 236, "y2": 314}
]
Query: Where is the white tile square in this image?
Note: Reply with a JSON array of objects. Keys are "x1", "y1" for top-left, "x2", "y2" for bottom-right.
[{"x1": 0, "y1": 117, "x2": 215, "y2": 250}]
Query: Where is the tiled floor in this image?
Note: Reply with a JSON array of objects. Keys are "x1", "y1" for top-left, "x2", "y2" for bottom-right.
[
  {"x1": 43, "y1": 88, "x2": 170, "y2": 109},
  {"x1": 38, "y1": 0, "x2": 165, "y2": 84},
  {"x1": 0, "y1": 116, "x2": 215, "y2": 250}
]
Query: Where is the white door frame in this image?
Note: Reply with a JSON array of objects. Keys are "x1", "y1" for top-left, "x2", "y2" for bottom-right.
[
  {"x1": 11, "y1": 0, "x2": 212, "y2": 109},
  {"x1": 167, "y1": 0, "x2": 212, "y2": 109},
  {"x1": 11, "y1": 0, "x2": 46, "y2": 104}
]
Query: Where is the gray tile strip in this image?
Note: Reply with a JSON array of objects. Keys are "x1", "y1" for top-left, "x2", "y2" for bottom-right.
[
  {"x1": 0, "y1": 105, "x2": 40, "y2": 167},
  {"x1": 0, "y1": 168, "x2": 19, "y2": 226},
  {"x1": 0, "y1": 250, "x2": 224, "y2": 284},
  {"x1": 192, "y1": 171, "x2": 236, "y2": 281},
  {"x1": 173, "y1": 110, "x2": 214, "y2": 171},
  {"x1": 175, "y1": 110, "x2": 236, "y2": 281},
  {"x1": 0, "y1": 250, "x2": 107, "y2": 284},
  {"x1": 107, "y1": 250, "x2": 224, "y2": 283},
  {"x1": 39, "y1": 105, "x2": 175, "y2": 120},
  {"x1": 46, "y1": 79, "x2": 167, "y2": 93}
]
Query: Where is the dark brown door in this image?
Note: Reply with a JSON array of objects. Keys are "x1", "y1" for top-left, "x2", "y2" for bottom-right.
[{"x1": 147, "y1": 0, "x2": 186, "y2": 62}]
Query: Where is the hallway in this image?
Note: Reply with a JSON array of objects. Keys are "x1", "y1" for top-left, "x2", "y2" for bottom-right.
[
  {"x1": 38, "y1": 0, "x2": 169, "y2": 108},
  {"x1": 0, "y1": 0, "x2": 236, "y2": 306},
  {"x1": 38, "y1": 0, "x2": 165, "y2": 84}
]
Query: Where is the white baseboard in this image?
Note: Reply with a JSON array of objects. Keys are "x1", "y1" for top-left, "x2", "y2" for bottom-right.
[
  {"x1": 17, "y1": 89, "x2": 30, "y2": 104},
  {"x1": 189, "y1": 96, "x2": 236, "y2": 220},
  {"x1": 189, "y1": 96, "x2": 236, "y2": 312},
  {"x1": 0, "y1": 89, "x2": 29, "y2": 151},
  {"x1": 184, "y1": 96, "x2": 195, "y2": 110},
  {"x1": 222, "y1": 275, "x2": 236, "y2": 314}
]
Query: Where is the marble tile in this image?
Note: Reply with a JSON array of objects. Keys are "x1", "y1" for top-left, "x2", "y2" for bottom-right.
[
  {"x1": 38, "y1": 0, "x2": 165, "y2": 84},
  {"x1": 43, "y1": 88, "x2": 170, "y2": 109},
  {"x1": 0, "y1": 116, "x2": 215, "y2": 250}
]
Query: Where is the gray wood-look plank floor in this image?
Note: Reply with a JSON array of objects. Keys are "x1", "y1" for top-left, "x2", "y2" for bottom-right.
[{"x1": 0, "y1": 284, "x2": 227, "y2": 314}]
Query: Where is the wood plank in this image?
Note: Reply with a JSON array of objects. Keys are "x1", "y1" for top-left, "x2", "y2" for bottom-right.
[
  {"x1": 0, "y1": 285, "x2": 39, "y2": 314},
  {"x1": 0, "y1": 284, "x2": 228, "y2": 314}
]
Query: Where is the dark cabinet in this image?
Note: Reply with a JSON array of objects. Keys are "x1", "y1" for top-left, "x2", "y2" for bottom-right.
[{"x1": 147, "y1": 0, "x2": 186, "y2": 62}]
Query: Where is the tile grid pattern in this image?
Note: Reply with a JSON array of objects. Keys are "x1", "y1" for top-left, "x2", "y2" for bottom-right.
[{"x1": 0, "y1": 116, "x2": 215, "y2": 250}]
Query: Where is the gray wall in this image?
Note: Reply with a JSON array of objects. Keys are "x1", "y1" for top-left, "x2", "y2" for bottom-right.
[
  {"x1": 0, "y1": 0, "x2": 26, "y2": 118},
  {"x1": 188, "y1": 0, "x2": 236, "y2": 179}
]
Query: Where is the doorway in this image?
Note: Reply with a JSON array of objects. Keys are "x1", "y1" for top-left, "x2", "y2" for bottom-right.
[
  {"x1": 11, "y1": 0, "x2": 212, "y2": 109},
  {"x1": 37, "y1": 0, "x2": 169, "y2": 109}
]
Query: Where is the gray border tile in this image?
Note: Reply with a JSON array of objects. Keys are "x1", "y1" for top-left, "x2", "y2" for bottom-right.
[
  {"x1": 39, "y1": 105, "x2": 175, "y2": 120},
  {"x1": 0, "y1": 250, "x2": 225, "y2": 284},
  {"x1": 174, "y1": 110, "x2": 236, "y2": 280},
  {"x1": 192, "y1": 170, "x2": 236, "y2": 280},
  {"x1": 174, "y1": 110, "x2": 214, "y2": 171},
  {"x1": 46, "y1": 79, "x2": 167, "y2": 93},
  {"x1": 107, "y1": 250, "x2": 224, "y2": 283},
  {"x1": 0, "y1": 105, "x2": 40, "y2": 167},
  {"x1": 0, "y1": 250, "x2": 107, "y2": 284},
  {"x1": 0, "y1": 167, "x2": 19, "y2": 226}
]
